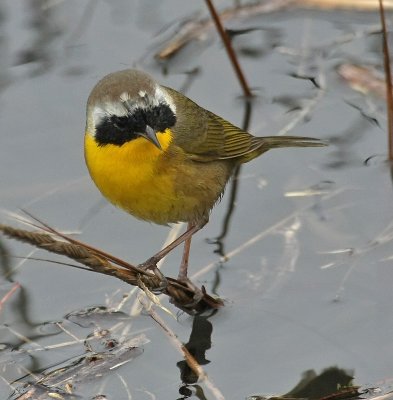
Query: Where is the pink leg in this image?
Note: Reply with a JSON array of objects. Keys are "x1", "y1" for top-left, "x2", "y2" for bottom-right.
[
  {"x1": 178, "y1": 222, "x2": 193, "y2": 280},
  {"x1": 138, "y1": 219, "x2": 207, "y2": 277}
]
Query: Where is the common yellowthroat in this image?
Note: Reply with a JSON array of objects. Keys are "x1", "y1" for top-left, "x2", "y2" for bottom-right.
[{"x1": 84, "y1": 69, "x2": 325, "y2": 283}]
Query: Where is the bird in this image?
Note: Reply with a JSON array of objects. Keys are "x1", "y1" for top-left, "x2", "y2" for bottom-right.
[{"x1": 84, "y1": 69, "x2": 325, "y2": 287}]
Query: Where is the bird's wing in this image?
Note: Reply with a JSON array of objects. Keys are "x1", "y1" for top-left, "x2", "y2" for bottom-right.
[
  {"x1": 185, "y1": 112, "x2": 326, "y2": 163},
  {"x1": 185, "y1": 112, "x2": 262, "y2": 162}
]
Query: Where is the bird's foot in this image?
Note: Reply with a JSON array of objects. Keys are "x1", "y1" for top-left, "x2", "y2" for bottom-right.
[
  {"x1": 137, "y1": 257, "x2": 168, "y2": 293},
  {"x1": 177, "y1": 276, "x2": 205, "y2": 307}
]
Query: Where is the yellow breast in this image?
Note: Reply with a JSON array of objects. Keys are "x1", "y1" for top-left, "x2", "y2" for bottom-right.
[{"x1": 84, "y1": 129, "x2": 180, "y2": 224}]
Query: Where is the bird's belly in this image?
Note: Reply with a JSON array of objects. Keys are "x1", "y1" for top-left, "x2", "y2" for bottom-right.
[{"x1": 84, "y1": 134, "x2": 226, "y2": 224}]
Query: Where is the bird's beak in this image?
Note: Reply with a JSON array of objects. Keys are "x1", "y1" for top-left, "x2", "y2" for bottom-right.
[{"x1": 137, "y1": 125, "x2": 162, "y2": 150}]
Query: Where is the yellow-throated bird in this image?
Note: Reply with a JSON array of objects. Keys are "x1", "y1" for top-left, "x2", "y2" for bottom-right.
[{"x1": 84, "y1": 69, "x2": 325, "y2": 284}]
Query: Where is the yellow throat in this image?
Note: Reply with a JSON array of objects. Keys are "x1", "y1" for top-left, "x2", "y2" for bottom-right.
[{"x1": 84, "y1": 128, "x2": 176, "y2": 224}]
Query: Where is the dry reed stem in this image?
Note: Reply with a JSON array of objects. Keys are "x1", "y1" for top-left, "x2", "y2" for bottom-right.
[
  {"x1": 156, "y1": 0, "x2": 393, "y2": 60},
  {"x1": 379, "y1": 0, "x2": 393, "y2": 161},
  {"x1": 0, "y1": 282, "x2": 20, "y2": 313},
  {"x1": 302, "y1": 0, "x2": 393, "y2": 9},
  {"x1": 0, "y1": 224, "x2": 223, "y2": 314},
  {"x1": 204, "y1": 0, "x2": 252, "y2": 98}
]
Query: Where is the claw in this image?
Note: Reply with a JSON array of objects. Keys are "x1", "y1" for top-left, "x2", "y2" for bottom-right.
[
  {"x1": 137, "y1": 258, "x2": 168, "y2": 294},
  {"x1": 178, "y1": 277, "x2": 205, "y2": 307}
]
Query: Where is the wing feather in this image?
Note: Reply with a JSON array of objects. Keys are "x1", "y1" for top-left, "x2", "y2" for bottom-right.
[
  {"x1": 175, "y1": 103, "x2": 326, "y2": 163},
  {"x1": 186, "y1": 112, "x2": 259, "y2": 161}
]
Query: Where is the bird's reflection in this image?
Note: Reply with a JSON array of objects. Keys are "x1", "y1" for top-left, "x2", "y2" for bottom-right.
[{"x1": 176, "y1": 314, "x2": 214, "y2": 398}]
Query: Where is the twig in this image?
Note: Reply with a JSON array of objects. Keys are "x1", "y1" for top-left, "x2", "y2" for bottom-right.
[
  {"x1": 379, "y1": 0, "x2": 393, "y2": 161},
  {"x1": 156, "y1": 1, "x2": 393, "y2": 60},
  {"x1": 0, "y1": 224, "x2": 223, "y2": 314},
  {"x1": 302, "y1": 0, "x2": 393, "y2": 9},
  {"x1": 20, "y1": 209, "x2": 138, "y2": 272},
  {"x1": 204, "y1": 0, "x2": 252, "y2": 98},
  {"x1": 0, "y1": 282, "x2": 20, "y2": 313},
  {"x1": 156, "y1": 1, "x2": 293, "y2": 60}
]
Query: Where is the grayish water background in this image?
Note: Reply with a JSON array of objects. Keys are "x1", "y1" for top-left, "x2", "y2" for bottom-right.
[{"x1": 1, "y1": 1, "x2": 392, "y2": 398}]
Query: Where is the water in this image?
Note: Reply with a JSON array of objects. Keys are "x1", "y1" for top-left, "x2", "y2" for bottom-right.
[{"x1": 1, "y1": 1, "x2": 392, "y2": 399}]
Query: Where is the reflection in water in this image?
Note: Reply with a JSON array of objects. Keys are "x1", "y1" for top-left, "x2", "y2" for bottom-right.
[
  {"x1": 248, "y1": 366, "x2": 358, "y2": 400},
  {"x1": 14, "y1": 0, "x2": 63, "y2": 76},
  {"x1": 208, "y1": 97, "x2": 254, "y2": 257},
  {"x1": 177, "y1": 67, "x2": 202, "y2": 94},
  {"x1": 0, "y1": 238, "x2": 12, "y2": 278},
  {"x1": 284, "y1": 367, "x2": 355, "y2": 399},
  {"x1": 3, "y1": 1, "x2": 392, "y2": 397},
  {"x1": 324, "y1": 114, "x2": 377, "y2": 169},
  {"x1": 177, "y1": 314, "x2": 214, "y2": 398},
  {"x1": 2, "y1": 303, "x2": 147, "y2": 399},
  {"x1": 227, "y1": 26, "x2": 282, "y2": 60},
  {"x1": 0, "y1": 3, "x2": 10, "y2": 92},
  {"x1": 364, "y1": 155, "x2": 393, "y2": 192},
  {"x1": 8, "y1": 332, "x2": 146, "y2": 399},
  {"x1": 65, "y1": 306, "x2": 132, "y2": 329},
  {"x1": 284, "y1": 180, "x2": 336, "y2": 222},
  {"x1": 0, "y1": 277, "x2": 42, "y2": 351}
]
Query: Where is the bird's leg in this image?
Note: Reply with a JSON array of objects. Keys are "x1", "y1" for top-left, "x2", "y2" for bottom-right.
[
  {"x1": 138, "y1": 219, "x2": 208, "y2": 303},
  {"x1": 177, "y1": 221, "x2": 211, "y2": 306},
  {"x1": 138, "y1": 218, "x2": 208, "y2": 274},
  {"x1": 178, "y1": 222, "x2": 193, "y2": 281}
]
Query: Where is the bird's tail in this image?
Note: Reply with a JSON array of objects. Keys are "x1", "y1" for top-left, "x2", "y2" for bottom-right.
[
  {"x1": 241, "y1": 135, "x2": 327, "y2": 162},
  {"x1": 259, "y1": 136, "x2": 327, "y2": 149}
]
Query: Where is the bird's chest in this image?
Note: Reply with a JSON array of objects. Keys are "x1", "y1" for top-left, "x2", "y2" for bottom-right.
[{"x1": 85, "y1": 133, "x2": 200, "y2": 223}]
